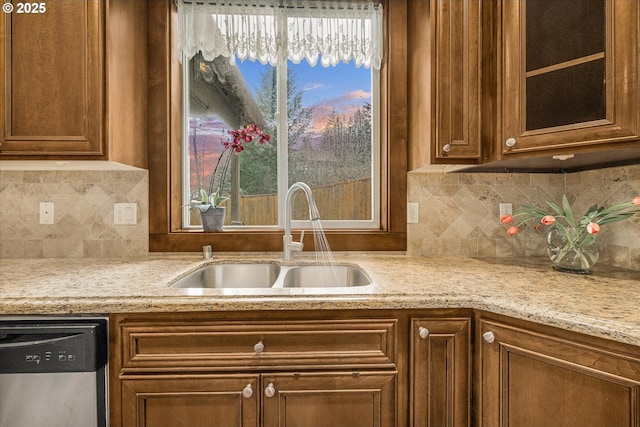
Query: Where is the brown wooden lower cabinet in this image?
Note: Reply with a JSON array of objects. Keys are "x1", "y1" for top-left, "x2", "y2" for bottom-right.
[
  {"x1": 110, "y1": 311, "x2": 402, "y2": 427},
  {"x1": 120, "y1": 372, "x2": 395, "y2": 427},
  {"x1": 111, "y1": 310, "x2": 639, "y2": 427},
  {"x1": 477, "y1": 316, "x2": 640, "y2": 427},
  {"x1": 121, "y1": 375, "x2": 260, "y2": 427},
  {"x1": 410, "y1": 317, "x2": 471, "y2": 427},
  {"x1": 261, "y1": 372, "x2": 397, "y2": 427}
]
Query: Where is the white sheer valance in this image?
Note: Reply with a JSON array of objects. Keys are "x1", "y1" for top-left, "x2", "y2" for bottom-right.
[{"x1": 177, "y1": 1, "x2": 383, "y2": 70}]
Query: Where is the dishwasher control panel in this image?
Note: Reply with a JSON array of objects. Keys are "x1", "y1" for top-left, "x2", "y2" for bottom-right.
[{"x1": 0, "y1": 319, "x2": 107, "y2": 373}]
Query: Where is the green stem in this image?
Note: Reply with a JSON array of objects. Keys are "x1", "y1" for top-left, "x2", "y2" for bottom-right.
[{"x1": 574, "y1": 247, "x2": 590, "y2": 270}]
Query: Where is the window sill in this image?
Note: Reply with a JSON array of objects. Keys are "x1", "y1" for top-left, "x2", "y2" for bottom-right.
[{"x1": 150, "y1": 229, "x2": 406, "y2": 253}]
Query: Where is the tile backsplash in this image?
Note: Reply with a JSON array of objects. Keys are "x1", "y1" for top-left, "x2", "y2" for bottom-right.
[
  {"x1": 1, "y1": 160, "x2": 637, "y2": 268},
  {"x1": 0, "y1": 161, "x2": 148, "y2": 258},
  {"x1": 408, "y1": 164, "x2": 640, "y2": 270}
]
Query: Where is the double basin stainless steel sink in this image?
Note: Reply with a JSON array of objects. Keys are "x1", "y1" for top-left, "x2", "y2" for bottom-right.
[{"x1": 169, "y1": 262, "x2": 372, "y2": 290}]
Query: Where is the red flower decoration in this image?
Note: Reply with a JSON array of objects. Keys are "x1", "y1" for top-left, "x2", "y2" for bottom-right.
[
  {"x1": 226, "y1": 124, "x2": 270, "y2": 153},
  {"x1": 200, "y1": 124, "x2": 271, "y2": 207},
  {"x1": 503, "y1": 195, "x2": 639, "y2": 263},
  {"x1": 500, "y1": 214, "x2": 514, "y2": 224},
  {"x1": 541, "y1": 215, "x2": 555, "y2": 225},
  {"x1": 586, "y1": 222, "x2": 600, "y2": 234}
]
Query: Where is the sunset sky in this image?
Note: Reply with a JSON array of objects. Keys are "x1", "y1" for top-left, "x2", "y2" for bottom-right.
[
  {"x1": 237, "y1": 58, "x2": 372, "y2": 135},
  {"x1": 188, "y1": 58, "x2": 372, "y2": 188}
]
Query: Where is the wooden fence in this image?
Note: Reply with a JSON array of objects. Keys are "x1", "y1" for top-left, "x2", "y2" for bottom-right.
[{"x1": 190, "y1": 178, "x2": 372, "y2": 226}]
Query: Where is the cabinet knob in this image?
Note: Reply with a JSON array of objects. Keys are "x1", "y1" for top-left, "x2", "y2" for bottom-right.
[
  {"x1": 254, "y1": 341, "x2": 265, "y2": 353},
  {"x1": 442, "y1": 144, "x2": 452, "y2": 154},
  {"x1": 505, "y1": 138, "x2": 517, "y2": 147},
  {"x1": 264, "y1": 383, "x2": 276, "y2": 398},
  {"x1": 242, "y1": 384, "x2": 254, "y2": 398},
  {"x1": 418, "y1": 327, "x2": 430, "y2": 339},
  {"x1": 482, "y1": 331, "x2": 495, "y2": 343}
]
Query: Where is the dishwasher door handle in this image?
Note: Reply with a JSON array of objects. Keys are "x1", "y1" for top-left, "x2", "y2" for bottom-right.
[{"x1": 0, "y1": 333, "x2": 84, "y2": 349}]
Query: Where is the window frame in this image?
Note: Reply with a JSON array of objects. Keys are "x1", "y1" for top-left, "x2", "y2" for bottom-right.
[{"x1": 147, "y1": 0, "x2": 406, "y2": 253}]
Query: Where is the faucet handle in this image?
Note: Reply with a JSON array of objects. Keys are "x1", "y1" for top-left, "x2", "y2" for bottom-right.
[{"x1": 283, "y1": 234, "x2": 304, "y2": 256}]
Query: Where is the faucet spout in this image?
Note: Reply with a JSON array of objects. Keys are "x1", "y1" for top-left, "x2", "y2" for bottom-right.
[{"x1": 283, "y1": 182, "x2": 320, "y2": 261}]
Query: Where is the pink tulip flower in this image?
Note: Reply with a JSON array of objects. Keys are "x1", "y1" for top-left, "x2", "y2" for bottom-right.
[
  {"x1": 541, "y1": 215, "x2": 555, "y2": 225},
  {"x1": 500, "y1": 214, "x2": 514, "y2": 224},
  {"x1": 586, "y1": 222, "x2": 600, "y2": 234},
  {"x1": 507, "y1": 226, "x2": 518, "y2": 236}
]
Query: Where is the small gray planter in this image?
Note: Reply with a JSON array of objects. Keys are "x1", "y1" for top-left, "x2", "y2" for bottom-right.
[{"x1": 200, "y1": 206, "x2": 226, "y2": 232}]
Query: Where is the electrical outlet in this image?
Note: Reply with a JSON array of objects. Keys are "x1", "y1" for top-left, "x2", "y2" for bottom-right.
[
  {"x1": 407, "y1": 202, "x2": 419, "y2": 224},
  {"x1": 499, "y1": 202, "x2": 512, "y2": 220},
  {"x1": 114, "y1": 203, "x2": 137, "y2": 225},
  {"x1": 39, "y1": 202, "x2": 54, "y2": 224}
]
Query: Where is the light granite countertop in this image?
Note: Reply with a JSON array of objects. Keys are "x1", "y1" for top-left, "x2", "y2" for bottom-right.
[{"x1": 1, "y1": 254, "x2": 639, "y2": 347}]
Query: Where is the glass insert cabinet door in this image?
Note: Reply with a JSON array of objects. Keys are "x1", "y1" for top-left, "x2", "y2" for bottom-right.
[
  {"x1": 525, "y1": 0, "x2": 605, "y2": 131},
  {"x1": 500, "y1": 0, "x2": 639, "y2": 154}
]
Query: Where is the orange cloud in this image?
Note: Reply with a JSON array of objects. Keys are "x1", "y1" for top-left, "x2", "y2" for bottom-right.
[{"x1": 308, "y1": 90, "x2": 372, "y2": 134}]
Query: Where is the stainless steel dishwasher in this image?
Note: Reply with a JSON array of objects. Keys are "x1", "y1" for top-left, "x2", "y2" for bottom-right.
[{"x1": 0, "y1": 316, "x2": 108, "y2": 427}]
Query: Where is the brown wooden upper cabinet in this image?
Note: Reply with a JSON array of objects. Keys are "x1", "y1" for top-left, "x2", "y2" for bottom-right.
[
  {"x1": 420, "y1": 0, "x2": 640, "y2": 168},
  {"x1": 499, "y1": 0, "x2": 640, "y2": 158},
  {"x1": 430, "y1": 0, "x2": 483, "y2": 163},
  {"x1": 0, "y1": 0, "x2": 106, "y2": 157}
]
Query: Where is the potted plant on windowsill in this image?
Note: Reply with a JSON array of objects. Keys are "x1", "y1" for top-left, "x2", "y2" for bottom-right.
[
  {"x1": 189, "y1": 123, "x2": 270, "y2": 231},
  {"x1": 190, "y1": 189, "x2": 229, "y2": 232}
]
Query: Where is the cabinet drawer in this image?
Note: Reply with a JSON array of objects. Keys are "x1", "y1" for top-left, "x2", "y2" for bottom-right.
[{"x1": 119, "y1": 319, "x2": 396, "y2": 372}]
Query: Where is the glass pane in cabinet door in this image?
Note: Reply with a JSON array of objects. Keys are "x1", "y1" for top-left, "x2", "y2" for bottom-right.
[
  {"x1": 526, "y1": 59, "x2": 606, "y2": 131},
  {"x1": 526, "y1": 0, "x2": 605, "y2": 71}
]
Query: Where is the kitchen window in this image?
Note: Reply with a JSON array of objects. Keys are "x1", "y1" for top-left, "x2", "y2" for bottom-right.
[
  {"x1": 146, "y1": 0, "x2": 407, "y2": 252},
  {"x1": 178, "y1": 1, "x2": 382, "y2": 230}
]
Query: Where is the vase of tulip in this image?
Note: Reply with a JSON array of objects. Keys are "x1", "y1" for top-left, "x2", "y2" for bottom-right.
[
  {"x1": 545, "y1": 225, "x2": 600, "y2": 274},
  {"x1": 502, "y1": 195, "x2": 640, "y2": 274}
]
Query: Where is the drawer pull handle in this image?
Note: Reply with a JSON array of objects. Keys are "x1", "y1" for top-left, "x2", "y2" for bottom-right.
[
  {"x1": 264, "y1": 383, "x2": 276, "y2": 398},
  {"x1": 442, "y1": 144, "x2": 452, "y2": 154},
  {"x1": 505, "y1": 138, "x2": 516, "y2": 147},
  {"x1": 418, "y1": 327, "x2": 430, "y2": 339},
  {"x1": 482, "y1": 331, "x2": 495, "y2": 344},
  {"x1": 242, "y1": 384, "x2": 254, "y2": 398},
  {"x1": 254, "y1": 341, "x2": 265, "y2": 353}
]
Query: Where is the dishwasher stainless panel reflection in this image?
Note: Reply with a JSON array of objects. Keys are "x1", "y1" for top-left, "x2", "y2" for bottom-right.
[{"x1": 0, "y1": 316, "x2": 108, "y2": 427}]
